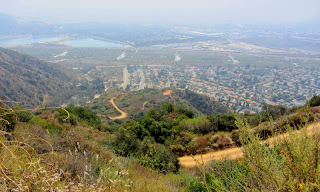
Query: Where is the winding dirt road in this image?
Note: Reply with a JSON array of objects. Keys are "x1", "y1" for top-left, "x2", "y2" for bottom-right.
[
  {"x1": 179, "y1": 121, "x2": 320, "y2": 167},
  {"x1": 141, "y1": 101, "x2": 148, "y2": 111},
  {"x1": 109, "y1": 97, "x2": 128, "y2": 120}
]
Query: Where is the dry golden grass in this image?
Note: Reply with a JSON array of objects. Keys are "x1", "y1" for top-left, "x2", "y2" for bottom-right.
[{"x1": 0, "y1": 101, "x2": 191, "y2": 191}]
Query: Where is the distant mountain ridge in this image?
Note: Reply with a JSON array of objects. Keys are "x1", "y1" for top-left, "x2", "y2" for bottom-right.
[{"x1": 0, "y1": 47, "x2": 73, "y2": 107}]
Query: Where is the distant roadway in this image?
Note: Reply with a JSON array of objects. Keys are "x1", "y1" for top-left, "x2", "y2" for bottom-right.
[
  {"x1": 121, "y1": 67, "x2": 130, "y2": 90},
  {"x1": 138, "y1": 69, "x2": 145, "y2": 90}
]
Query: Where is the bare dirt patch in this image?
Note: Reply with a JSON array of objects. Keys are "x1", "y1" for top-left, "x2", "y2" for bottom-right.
[{"x1": 163, "y1": 90, "x2": 172, "y2": 95}]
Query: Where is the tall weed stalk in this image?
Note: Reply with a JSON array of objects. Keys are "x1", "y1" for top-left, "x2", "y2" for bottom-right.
[{"x1": 191, "y1": 110, "x2": 320, "y2": 191}]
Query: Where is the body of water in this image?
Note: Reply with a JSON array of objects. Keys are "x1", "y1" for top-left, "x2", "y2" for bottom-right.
[
  {"x1": 0, "y1": 37, "x2": 123, "y2": 48},
  {"x1": 62, "y1": 38, "x2": 123, "y2": 48},
  {"x1": 0, "y1": 36, "x2": 63, "y2": 46}
]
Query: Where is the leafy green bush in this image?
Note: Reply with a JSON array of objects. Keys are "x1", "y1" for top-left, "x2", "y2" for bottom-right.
[
  {"x1": 138, "y1": 116, "x2": 172, "y2": 143},
  {"x1": 15, "y1": 108, "x2": 33, "y2": 122},
  {"x1": 64, "y1": 105, "x2": 102, "y2": 129},
  {"x1": 169, "y1": 144, "x2": 186, "y2": 156},
  {"x1": 186, "y1": 140, "x2": 201, "y2": 155},
  {"x1": 138, "y1": 138, "x2": 179, "y2": 174},
  {"x1": 113, "y1": 130, "x2": 180, "y2": 173},
  {"x1": 261, "y1": 104, "x2": 288, "y2": 121},
  {"x1": 56, "y1": 108, "x2": 78, "y2": 125},
  {"x1": 309, "y1": 95, "x2": 320, "y2": 107},
  {"x1": 112, "y1": 128, "x2": 140, "y2": 157},
  {"x1": 180, "y1": 116, "x2": 212, "y2": 134},
  {"x1": 208, "y1": 114, "x2": 237, "y2": 132},
  {"x1": 28, "y1": 116, "x2": 62, "y2": 135},
  {"x1": 0, "y1": 104, "x2": 17, "y2": 132},
  {"x1": 127, "y1": 122, "x2": 150, "y2": 140}
]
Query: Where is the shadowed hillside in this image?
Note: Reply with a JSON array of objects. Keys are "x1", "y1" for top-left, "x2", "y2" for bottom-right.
[{"x1": 0, "y1": 47, "x2": 74, "y2": 107}]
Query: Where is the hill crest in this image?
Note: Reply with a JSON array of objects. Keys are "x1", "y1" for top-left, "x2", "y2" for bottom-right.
[{"x1": 88, "y1": 88, "x2": 229, "y2": 123}]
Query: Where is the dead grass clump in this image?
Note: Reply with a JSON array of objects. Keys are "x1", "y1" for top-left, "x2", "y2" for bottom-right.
[
  {"x1": 196, "y1": 136, "x2": 209, "y2": 148},
  {"x1": 0, "y1": 103, "x2": 132, "y2": 191},
  {"x1": 0, "y1": 128, "x2": 62, "y2": 191},
  {"x1": 208, "y1": 133, "x2": 233, "y2": 150},
  {"x1": 216, "y1": 134, "x2": 233, "y2": 149}
]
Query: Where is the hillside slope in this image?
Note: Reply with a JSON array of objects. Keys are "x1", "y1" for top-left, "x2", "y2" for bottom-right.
[
  {"x1": 0, "y1": 47, "x2": 74, "y2": 107},
  {"x1": 179, "y1": 121, "x2": 320, "y2": 166},
  {"x1": 0, "y1": 104, "x2": 191, "y2": 191},
  {"x1": 88, "y1": 88, "x2": 229, "y2": 122}
]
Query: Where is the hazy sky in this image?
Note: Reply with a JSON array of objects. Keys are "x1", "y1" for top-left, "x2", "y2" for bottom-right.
[{"x1": 1, "y1": 0, "x2": 320, "y2": 24}]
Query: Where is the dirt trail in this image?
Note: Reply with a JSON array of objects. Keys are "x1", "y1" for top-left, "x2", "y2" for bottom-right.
[
  {"x1": 179, "y1": 121, "x2": 320, "y2": 167},
  {"x1": 141, "y1": 101, "x2": 148, "y2": 111},
  {"x1": 109, "y1": 97, "x2": 128, "y2": 120}
]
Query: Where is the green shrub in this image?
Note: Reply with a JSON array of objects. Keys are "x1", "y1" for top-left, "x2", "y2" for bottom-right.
[
  {"x1": 0, "y1": 113, "x2": 17, "y2": 132},
  {"x1": 138, "y1": 139, "x2": 179, "y2": 174},
  {"x1": 16, "y1": 109, "x2": 33, "y2": 122},
  {"x1": 68, "y1": 114, "x2": 78, "y2": 125},
  {"x1": 57, "y1": 109, "x2": 78, "y2": 126},
  {"x1": 261, "y1": 104, "x2": 288, "y2": 120},
  {"x1": 186, "y1": 140, "x2": 201, "y2": 155},
  {"x1": 65, "y1": 105, "x2": 102, "y2": 129},
  {"x1": 112, "y1": 128, "x2": 140, "y2": 157},
  {"x1": 197, "y1": 160, "x2": 252, "y2": 192},
  {"x1": 29, "y1": 116, "x2": 62, "y2": 135},
  {"x1": 231, "y1": 130, "x2": 241, "y2": 146},
  {"x1": 208, "y1": 114, "x2": 237, "y2": 132},
  {"x1": 113, "y1": 119, "x2": 123, "y2": 124},
  {"x1": 177, "y1": 131, "x2": 195, "y2": 147},
  {"x1": 180, "y1": 116, "x2": 212, "y2": 134},
  {"x1": 169, "y1": 144, "x2": 186, "y2": 156},
  {"x1": 188, "y1": 177, "x2": 208, "y2": 192},
  {"x1": 127, "y1": 122, "x2": 150, "y2": 140},
  {"x1": 309, "y1": 95, "x2": 320, "y2": 107}
]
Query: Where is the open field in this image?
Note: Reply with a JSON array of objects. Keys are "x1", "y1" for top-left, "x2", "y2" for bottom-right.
[{"x1": 10, "y1": 44, "x2": 320, "y2": 69}]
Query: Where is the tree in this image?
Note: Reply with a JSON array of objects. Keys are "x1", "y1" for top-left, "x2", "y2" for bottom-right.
[
  {"x1": 261, "y1": 104, "x2": 287, "y2": 120},
  {"x1": 208, "y1": 114, "x2": 237, "y2": 132},
  {"x1": 113, "y1": 128, "x2": 140, "y2": 156}
]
